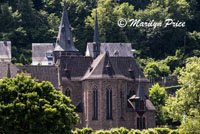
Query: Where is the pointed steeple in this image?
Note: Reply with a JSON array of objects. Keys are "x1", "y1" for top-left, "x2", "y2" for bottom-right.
[
  {"x1": 137, "y1": 75, "x2": 145, "y2": 100},
  {"x1": 54, "y1": 2, "x2": 78, "y2": 52},
  {"x1": 93, "y1": 10, "x2": 101, "y2": 58},
  {"x1": 93, "y1": 10, "x2": 100, "y2": 43}
]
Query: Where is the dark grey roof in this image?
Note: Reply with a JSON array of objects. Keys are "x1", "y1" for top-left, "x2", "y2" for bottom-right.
[
  {"x1": 86, "y1": 43, "x2": 133, "y2": 57},
  {"x1": 17, "y1": 65, "x2": 59, "y2": 89},
  {"x1": 82, "y1": 52, "x2": 148, "y2": 81},
  {"x1": 54, "y1": 4, "x2": 78, "y2": 52},
  {"x1": 32, "y1": 43, "x2": 55, "y2": 61},
  {"x1": 128, "y1": 98, "x2": 156, "y2": 111},
  {"x1": 0, "y1": 62, "x2": 19, "y2": 79},
  {"x1": 0, "y1": 41, "x2": 11, "y2": 61},
  {"x1": 60, "y1": 56, "x2": 93, "y2": 80},
  {"x1": 146, "y1": 99, "x2": 156, "y2": 111}
]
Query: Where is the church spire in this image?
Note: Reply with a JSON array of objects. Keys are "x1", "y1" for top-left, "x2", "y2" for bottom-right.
[
  {"x1": 54, "y1": 2, "x2": 78, "y2": 52},
  {"x1": 93, "y1": 10, "x2": 101, "y2": 58},
  {"x1": 137, "y1": 75, "x2": 145, "y2": 100},
  {"x1": 93, "y1": 10, "x2": 100, "y2": 44}
]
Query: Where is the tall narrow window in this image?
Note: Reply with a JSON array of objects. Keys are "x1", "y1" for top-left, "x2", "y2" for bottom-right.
[
  {"x1": 120, "y1": 89, "x2": 123, "y2": 119},
  {"x1": 106, "y1": 87, "x2": 112, "y2": 120},
  {"x1": 93, "y1": 87, "x2": 98, "y2": 120},
  {"x1": 65, "y1": 88, "x2": 71, "y2": 97},
  {"x1": 137, "y1": 117, "x2": 146, "y2": 129}
]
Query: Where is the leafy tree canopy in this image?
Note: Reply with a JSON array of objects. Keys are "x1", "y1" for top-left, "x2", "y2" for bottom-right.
[
  {"x1": 166, "y1": 57, "x2": 200, "y2": 122},
  {"x1": 0, "y1": 0, "x2": 200, "y2": 65},
  {"x1": 0, "y1": 74, "x2": 78, "y2": 134},
  {"x1": 149, "y1": 83, "x2": 168, "y2": 125}
]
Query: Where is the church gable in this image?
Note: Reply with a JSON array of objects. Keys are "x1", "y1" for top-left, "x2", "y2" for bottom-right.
[{"x1": 83, "y1": 52, "x2": 148, "y2": 81}]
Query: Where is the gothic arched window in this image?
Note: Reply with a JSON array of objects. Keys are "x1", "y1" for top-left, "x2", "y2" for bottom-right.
[
  {"x1": 120, "y1": 89, "x2": 123, "y2": 119},
  {"x1": 137, "y1": 117, "x2": 146, "y2": 130},
  {"x1": 106, "y1": 87, "x2": 112, "y2": 120},
  {"x1": 65, "y1": 88, "x2": 71, "y2": 97},
  {"x1": 92, "y1": 86, "x2": 98, "y2": 120}
]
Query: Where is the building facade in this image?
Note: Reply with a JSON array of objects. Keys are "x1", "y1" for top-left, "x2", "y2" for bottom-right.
[{"x1": 0, "y1": 5, "x2": 155, "y2": 130}]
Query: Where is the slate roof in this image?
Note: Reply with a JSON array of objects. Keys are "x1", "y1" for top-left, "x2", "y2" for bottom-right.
[
  {"x1": 54, "y1": 4, "x2": 78, "y2": 52},
  {"x1": 82, "y1": 52, "x2": 148, "y2": 81},
  {"x1": 85, "y1": 43, "x2": 133, "y2": 57},
  {"x1": 0, "y1": 62, "x2": 19, "y2": 79},
  {"x1": 146, "y1": 99, "x2": 156, "y2": 111},
  {"x1": 0, "y1": 41, "x2": 11, "y2": 61},
  {"x1": 32, "y1": 43, "x2": 55, "y2": 61},
  {"x1": 128, "y1": 98, "x2": 156, "y2": 111},
  {"x1": 17, "y1": 65, "x2": 59, "y2": 89},
  {"x1": 60, "y1": 56, "x2": 93, "y2": 80}
]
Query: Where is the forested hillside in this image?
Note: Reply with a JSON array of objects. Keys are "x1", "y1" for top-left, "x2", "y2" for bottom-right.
[{"x1": 0, "y1": 0, "x2": 200, "y2": 64}]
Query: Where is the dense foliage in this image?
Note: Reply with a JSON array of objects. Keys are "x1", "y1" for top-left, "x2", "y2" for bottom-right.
[
  {"x1": 166, "y1": 57, "x2": 200, "y2": 121},
  {"x1": 0, "y1": 0, "x2": 200, "y2": 64},
  {"x1": 149, "y1": 84, "x2": 168, "y2": 125},
  {"x1": 72, "y1": 127, "x2": 180, "y2": 134},
  {"x1": 0, "y1": 74, "x2": 78, "y2": 134},
  {"x1": 179, "y1": 111, "x2": 200, "y2": 134},
  {"x1": 140, "y1": 50, "x2": 184, "y2": 79}
]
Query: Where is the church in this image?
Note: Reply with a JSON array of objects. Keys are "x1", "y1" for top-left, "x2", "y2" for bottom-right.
[{"x1": 0, "y1": 4, "x2": 155, "y2": 130}]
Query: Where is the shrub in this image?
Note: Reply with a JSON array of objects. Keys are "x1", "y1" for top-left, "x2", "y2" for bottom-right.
[
  {"x1": 146, "y1": 129, "x2": 158, "y2": 134},
  {"x1": 82, "y1": 128, "x2": 93, "y2": 134},
  {"x1": 169, "y1": 130, "x2": 179, "y2": 134},
  {"x1": 117, "y1": 127, "x2": 129, "y2": 134},
  {"x1": 128, "y1": 129, "x2": 142, "y2": 134},
  {"x1": 73, "y1": 127, "x2": 179, "y2": 134},
  {"x1": 154, "y1": 128, "x2": 171, "y2": 134}
]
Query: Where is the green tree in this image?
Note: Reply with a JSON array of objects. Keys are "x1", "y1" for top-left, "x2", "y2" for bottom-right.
[
  {"x1": 144, "y1": 61, "x2": 171, "y2": 79},
  {"x1": 19, "y1": 53, "x2": 28, "y2": 65},
  {"x1": 0, "y1": 74, "x2": 78, "y2": 134},
  {"x1": 119, "y1": 0, "x2": 150, "y2": 10},
  {"x1": 161, "y1": 50, "x2": 184, "y2": 72},
  {"x1": 166, "y1": 57, "x2": 200, "y2": 122},
  {"x1": 144, "y1": 62, "x2": 160, "y2": 79},
  {"x1": 86, "y1": 0, "x2": 135, "y2": 43},
  {"x1": 179, "y1": 110, "x2": 200, "y2": 134},
  {"x1": 149, "y1": 83, "x2": 168, "y2": 125},
  {"x1": 134, "y1": 0, "x2": 190, "y2": 59}
]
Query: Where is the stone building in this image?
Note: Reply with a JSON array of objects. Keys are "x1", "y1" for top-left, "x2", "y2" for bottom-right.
[{"x1": 0, "y1": 5, "x2": 155, "y2": 130}]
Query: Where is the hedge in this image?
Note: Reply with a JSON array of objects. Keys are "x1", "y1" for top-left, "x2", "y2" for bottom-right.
[{"x1": 72, "y1": 127, "x2": 179, "y2": 134}]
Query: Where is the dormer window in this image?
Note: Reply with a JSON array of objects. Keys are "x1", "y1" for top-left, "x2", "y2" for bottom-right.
[
  {"x1": 46, "y1": 53, "x2": 53, "y2": 60},
  {"x1": 4, "y1": 41, "x2": 7, "y2": 46}
]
